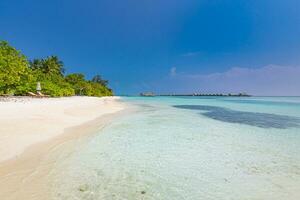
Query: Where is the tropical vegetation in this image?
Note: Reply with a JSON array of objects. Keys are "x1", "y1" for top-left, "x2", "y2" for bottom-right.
[{"x1": 0, "y1": 40, "x2": 113, "y2": 97}]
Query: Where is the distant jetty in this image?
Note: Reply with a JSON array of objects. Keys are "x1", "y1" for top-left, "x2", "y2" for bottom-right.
[
  {"x1": 140, "y1": 92, "x2": 251, "y2": 97},
  {"x1": 140, "y1": 92, "x2": 155, "y2": 97}
]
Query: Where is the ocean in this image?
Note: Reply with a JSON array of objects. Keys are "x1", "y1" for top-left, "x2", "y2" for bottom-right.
[{"x1": 50, "y1": 96, "x2": 300, "y2": 200}]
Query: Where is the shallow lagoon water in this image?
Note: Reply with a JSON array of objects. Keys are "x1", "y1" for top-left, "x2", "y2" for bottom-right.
[{"x1": 51, "y1": 97, "x2": 300, "y2": 200}]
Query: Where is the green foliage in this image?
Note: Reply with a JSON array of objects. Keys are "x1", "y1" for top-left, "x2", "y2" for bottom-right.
[
  {"x1": 40, "y1": 80, "x2": 74, "y2": 97},
  {"x1": 0, "y1": 41, "x2": 31, "y2": 95},
  {"x1": 65, "y1": 73, "x2": 86, "y2": 95},
  {"x1": 30, "y1": 56, "x2": 65, "y2": 76},
  {"x1": 65, "y1": 73, "x2": 113, "y2": 96},
  {"x1": 0, "y1": 40, "x2": 113, "y2": 97},
  {"x1": 65, "y1": 73, "x2": 85, "y2": 84},
  {"x1": 91, "y1": 74, "x2": 108, "y2": 86},
  {"x1": 89, "y1": 82, "x2": 113, "y2": 96}
]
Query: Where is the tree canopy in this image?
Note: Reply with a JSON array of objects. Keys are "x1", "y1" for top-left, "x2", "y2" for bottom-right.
[
  {"x1": 0, "y1": 41, "x2": 31, "y2": 95},
  {"x1": 91, "y1": 74, "x2": 108, "y2": 86},
  {"x1": 30, "y1": 56, "x2": 65, "y2": 76},
  {"x1": 0, "y1": 41, "x2": 113, "y2": 97}
]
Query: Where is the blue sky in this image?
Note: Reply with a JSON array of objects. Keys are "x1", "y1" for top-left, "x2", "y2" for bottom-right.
[{"x1": 1, "y1": 0, "x2": 300, "y2": 95}]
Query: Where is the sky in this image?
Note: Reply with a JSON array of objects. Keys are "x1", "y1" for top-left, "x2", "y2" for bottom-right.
[{"x1": 1, "y1": 0, "x2": 300, "y2": 95}]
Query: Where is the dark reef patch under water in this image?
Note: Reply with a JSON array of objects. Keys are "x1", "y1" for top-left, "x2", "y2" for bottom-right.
[
  {"x1": 221, "y1": 99, "x2": 300, "y2": 107},
  {"x1": 173, "y1": 105, "x2": 300, "y2": 129}
]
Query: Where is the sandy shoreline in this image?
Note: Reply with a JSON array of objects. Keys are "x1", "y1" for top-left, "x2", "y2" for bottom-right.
[
  {"x1": 0, "y1": 96, "x2": 125, "y2": 162},
  {"x1": 0, "y1": 96, "x2": 128, "y2": 200}
]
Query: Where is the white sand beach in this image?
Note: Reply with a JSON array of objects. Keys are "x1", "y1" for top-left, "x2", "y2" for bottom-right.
[
  {"x1": 0, "y1": 96, "x2": 127, "y2": 200},
  {"x1": 0, "y1": 96, "x2": 125, "y2": 162}
]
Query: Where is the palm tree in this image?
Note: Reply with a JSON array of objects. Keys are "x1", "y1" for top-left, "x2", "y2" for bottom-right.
[
  {"x1": 44, "y1": 56, "x2": 65, "y2": 76},
  {"x1": 30, "y1": 56, "x2": 65, "y2": 76},
  {"x1": 92, "y1": 74, "x2": 108, "y2": 86}
]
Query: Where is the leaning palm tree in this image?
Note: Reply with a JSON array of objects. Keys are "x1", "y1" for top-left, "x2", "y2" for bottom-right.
[{"x1": 91, "y1": 74, "x2": 108, "y2": 86}]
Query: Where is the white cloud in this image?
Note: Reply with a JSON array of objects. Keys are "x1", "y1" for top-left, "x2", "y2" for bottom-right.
[
  {"x1": 161, "y1": 65, "x2": 300, "y2": 96},
  {"x1": 169, "y1": 67, "x2": 177, "y2": 77}
]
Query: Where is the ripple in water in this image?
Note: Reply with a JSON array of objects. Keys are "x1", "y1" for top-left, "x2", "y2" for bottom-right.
[{"x1": 51, "y1": 97, "x2": 300, "y2": 200}]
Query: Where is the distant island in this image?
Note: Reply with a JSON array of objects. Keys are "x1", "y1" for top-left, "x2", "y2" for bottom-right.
[{"x1": 140, "y1": 92, "x2": 251, "y2": 97}]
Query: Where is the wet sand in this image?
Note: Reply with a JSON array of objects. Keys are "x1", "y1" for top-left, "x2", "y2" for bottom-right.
[{"x1": 0, "y1": 96, "x2": 127, "y2": 200}]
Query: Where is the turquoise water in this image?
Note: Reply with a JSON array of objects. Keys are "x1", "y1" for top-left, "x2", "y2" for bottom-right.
[{"x1": 51, "y1": 97, "x2": 300, "y2": 200}]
